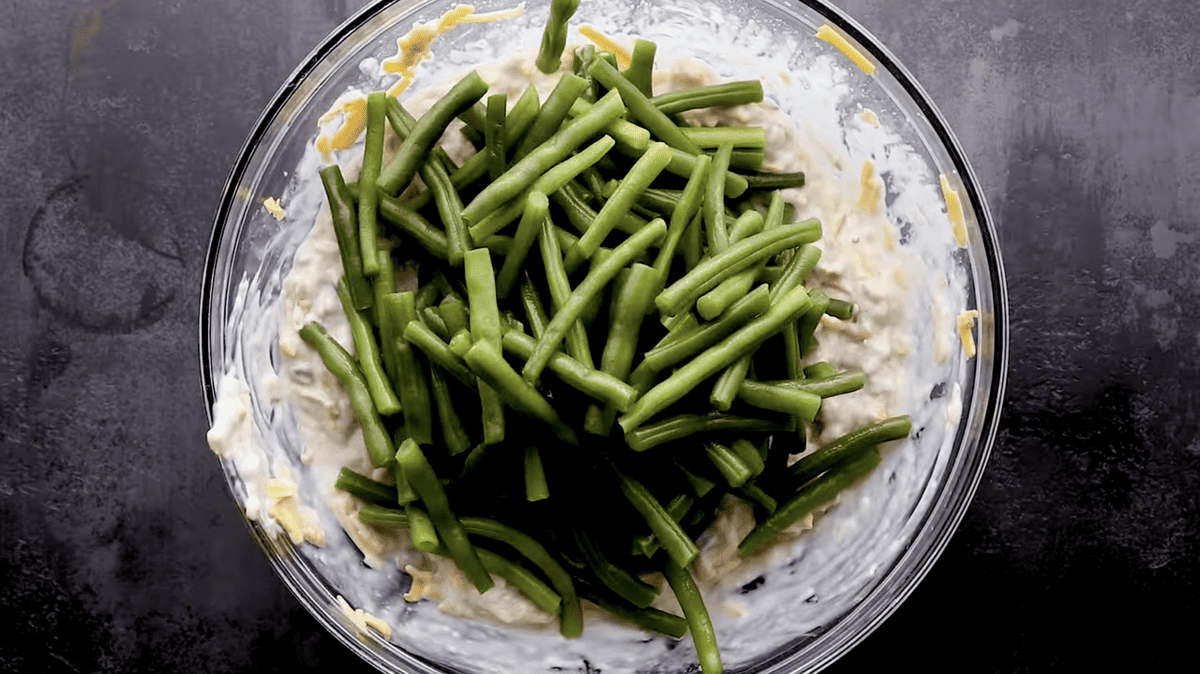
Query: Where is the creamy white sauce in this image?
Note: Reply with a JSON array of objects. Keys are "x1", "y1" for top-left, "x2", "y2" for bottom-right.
[{"x1": 207, "y1": 12, "x2": 975, "y2": 673}]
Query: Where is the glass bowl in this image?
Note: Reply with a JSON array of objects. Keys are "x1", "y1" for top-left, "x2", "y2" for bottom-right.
[{"x1": 200, "y1": 0, "x2": 1007, "y2": 672}]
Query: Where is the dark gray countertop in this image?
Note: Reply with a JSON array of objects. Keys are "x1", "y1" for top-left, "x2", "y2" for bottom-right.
[{"x1": 2, "y1": 0, "x2": 1196, "y2": 671}]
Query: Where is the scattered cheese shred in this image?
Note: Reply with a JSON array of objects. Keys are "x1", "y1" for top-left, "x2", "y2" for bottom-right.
[
  {"x1": 856, "y1": 159, "x2": 882, "y2": 213},
  {"x1": 859, "y1": 109, "x2": 880, "y2": 128},
  {"x1": 956, "y1": 309, "x2": 980, "y2": 359},
  {"x1": 940, "y1": 173, "x2": 968, "y2": 247},
  {"x1": 336, "y1": 595, "x2": 394, "y2": 640},
  {"x1": 382, "y1": 3, "x2": 526, "y2": 98},
  {"x1": 263, "y1": 197, "x2": 286, "y2": 220},
  {"x1": 316, "y1": 97, "x2": 368, "y2": 160},
  {"x1": 816, "y1": 24, "x2": 875, "y2": 75},
  {"x1": 404, "y1": 564, "x2": 435, "y2": 603},
  {"x1": 578, "y1": 24, "x2": 632, "y2": 68}
]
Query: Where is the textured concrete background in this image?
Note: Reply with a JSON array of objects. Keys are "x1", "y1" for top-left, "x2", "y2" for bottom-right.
[{"x1": 1, "y1": 0, "x2": 1196, "y2": 671}]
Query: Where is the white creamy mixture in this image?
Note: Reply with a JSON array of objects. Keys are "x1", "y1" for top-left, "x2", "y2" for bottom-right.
[{"x1": 207, "y1": 11, "x2": 974, "y2": 673}]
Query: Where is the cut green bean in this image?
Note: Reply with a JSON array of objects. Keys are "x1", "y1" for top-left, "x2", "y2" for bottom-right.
[
  {"x1": 787, "y1": 415, "x2": 911, "y2": 489},
  {"x1": 429, "y1": 366, "x2": 472, "y2": 456},
  {"x1": 588, "y1": 58, "x2": 702, "y2": 156},
  {"x1": 502, "y1": 331, "x2": 638, "y2": 411},
  {"x1": 625, "y1": 412, "x2": 785, "y2": 452},
  {"x1": 622, "y1": 282, "x2": 813, "y2": 432},
  {"x1": 464, "y1": 340, "x2": 579, "y2": 446},
  {"x1": 522, "y1": 218, "x2": 667, "y2": 384},
  {"x1": 406, "y1": 504, "x2": 441, "y2": 553},
  {"x1": 394, "y1": 438, "x2": 493, "y2": 593},
  {"x1": 320, "y1": 165, "x2": 373, "y2": 312},
  {"x1": 485, "y1": 93, "x2": 507, "y2": 181},
  {"x1": 337, "y1": 280, "x2": 401, "y2": 417},
  {"x1": 739, "y1": 448, "x2": 882, "y2": 558},
  {"x1": 462, "y1": 88, "x2": 625, "y2": 225},
  {"x1": 615, "y1": 469, "x2": 699, "y2": 569},
  {"x1": 381, "y1": 292, "x2": 434, "y2": 446},
  {"x1": 663, "y1": 560, "x2": 723, "y2": 674},
  {"x1": 358, "y1": 91, "x2": 387, "y2": 276},
  {"x1": 651, "y1": 79, "x2": 763, "y2": 116},
  {"x1": 334, "y1": 467, "x2": 397, "y2": 506},
  {"x1": 539, "y1": 212, "x2": 595, "y2": 368},
  {"x1": 680, "y1": 125, "x2": 766, "y2": 149},
  {"x1": 496, "y1": 191, "x2": 550, "y2": 300},
  {"x1": 703, "y1": 143, "x2": 735, "y2": 253},
  {"x1": 378, "y1": 70, "x2": 488, "y2": 195},
  {"x1": 768, "y1": 369, "x2": 866, "y2": 398},
  {"x1": 737, "y1": 380, "x2": 822, "y2": 421},
  {"x1": 524, "y1": 446, "x2": 549, "y2": 501},
  {"x1": 705, "y1": 441, "x2": 752, "y2": 488},
  {"x1": 536, "y1": 0, "x2": 580, "y2": 73},
  {"x1": 299, "y1": 322, "x2": 394, "y2": 467},
  {"x1": 656, "y1": 220, "x2": 821, "y2": 317},
  {"x1": 623, "y1": 39, "x2": 657, "y2": 97},
  {"x1": 513, "y1": 73, "x2": 589, "y2": 161},
  {"x1": 740, "y1": 169, "x2": 807, "y2": 191},
  {"x1": 575, "y1": 528, "x2": 660, "y2": 609},
  {"x1": 635, "y1": 283, "x2": 770, "y2": 376}
]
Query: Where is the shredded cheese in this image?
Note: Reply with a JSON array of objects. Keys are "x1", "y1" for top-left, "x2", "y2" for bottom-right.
[
  {"x1": 336, "y1": 595, "x2": 394, "y2": 640},
  {"x1": 816, "y1": 24, "x2": 875, "y2": 74},
  {"x1": 263, "y1": 197, "x2": 286, "y2": 220},
  {"x1": 316, "y1": 97, "x2": 368, "y2": 160},
  {"x1": 578, "y1": 24, "x2": 632, "y2": 68},
  {"x1": 956, "y1": 309, "x2": 980, "y2": 359},
  {"x1": 856, "y1": 159, "x2": 882, "y2": 213},
  {"x1": 859, "y1": 109, "x2": 880, "y2": 128},
  {"x1": 940, "y1": 173, "x2": 968, "y2": 247}
]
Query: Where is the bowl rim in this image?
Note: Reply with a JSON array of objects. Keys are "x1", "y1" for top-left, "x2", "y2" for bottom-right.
[{"x1": 198, "y1": 0, "x2": 1009, "y2": 671}]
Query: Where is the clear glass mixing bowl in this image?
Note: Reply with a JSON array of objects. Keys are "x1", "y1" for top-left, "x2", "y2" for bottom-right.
[{"x1": 200, "y1": 1, "x2": 1007, "y2": 672}]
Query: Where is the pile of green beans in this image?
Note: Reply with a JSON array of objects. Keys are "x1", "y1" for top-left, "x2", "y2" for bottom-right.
[{"x1": 300, "y1": 21, "x2": 911, "y2": 674}]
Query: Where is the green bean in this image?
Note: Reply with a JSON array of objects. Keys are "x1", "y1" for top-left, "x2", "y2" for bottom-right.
[
  {"x1": 429, "y1": 366, "x2": 472, "y2": 456},
  {"x1": 621, "y1": 283, "x2": 813, "y2": 432},
  {"x1": 472, "y1": 545, "x2": 561, "y2": 614},
  {"x1": 802, "y1": 360, "x2": 838, "y2": 380},
  {"x1": 574, "y1": 528, "x2": 660, "y2": 608},
  {"x1": 538, "y1": 212, "x2": 595, "y2": 368},
  {"x1": 588, "y1": 58, "x2": 701, "y2": 156},
  {"x1": 405, "y1": 503, "x2": 441, "y2": 553},
  {"x1": 566, "y1": 97, "x2": 651, "y2": 152},
  {"x1": 513, "y1": 73, "x2": 589, "y2": 161},
  {"x1": 548, "y1": 179, "x2": 647, "y2": 238},
  {"x1": 787, "y1": 415, "x2": 911, "y2": 489},
  {"x1": 468, "y1": 134, "x2": 616, "y2": 242},
  {"x1": 537, "y1": 0, "x2": 580, "y2": 73},
  {"x1": 726, "y1": 148, "x2": 764, "y2": 173},
  {"x1": 372, "y1": 191, "x2": 451, "y2": 260},
  {"x1": 462, "y1": 88, "x2": 625, "y2": 225},
  {"x1": 705, "y1": 441, "x2": 752, "y2": 488},
  {"x1": 358, "y1": 91, "x2": 387, "y2": 276},
  {"x1": 655, "y1": 220, "x2": 821, "y2": 317},
  {"x1": 663, "y1": 559, "x2": 723, "y2": 674},
  {"x1": 651, "y1": 79, "x2": 763, "y2": 116},
  {"x1": 387, "y1": 97, "x2": 460, "y2": 174},
  {"x1": 632, "y1": 492, "x2": 694, "y2": 557},
  {"x1": 522, "y1": 218, "x2": 668, "y2": 384},
  {"x1": 584, "y1": 262, "x2": 658, "y2": 435},
  {"x1": 464, "y1": 341, "x2": 579, "y2": 446},
  {"x1": 739, "y1": 447, "x2": 882, "y2": 558},
  {"x1": 798, "y1": 288, "x2": 832, "y2": 358},
  {"x1": 524, "y1": 446, "x2": 549, "y2": 501},
  {"x1": 625, "y1": 412, "x2": 785, "y2": 452},
  {"x1": 564, "y1": 142, "x2": 672, "y2": 272},
  {"x1": 695, "y1": 211, "x2": 767, "y2": 321},
  {"x1": 464, "y1": 248, "x2": 507, "y2": 446},
  {"x1": 703, "y1": 143, "x2": 735, "y2": 253},
  {"x1": 334, "y1": 467, "x2": 397, "y2": 506},
  {"x1": 485, "y1": 93, "x2": 507, "y2": 181},
  {"x1": 438, "y1": 294, "x2": 470, "y2": 336},
  {"x1": 517, "y1": 274, "x2": 550, "y2": 339},
  {"x1": 680, "y1": 125, "x2": 766, "y2": 149},
  {"x1": 419, "y1": 150, "x2": 471, "y2": 267},
  {"x1": 319, "y1": 165, "x2": 373, "y2": 312},
  {"x1": 577, "y1": 584, "x2": 688, "y2": 638},
  {"x1": 420, "y1": 305, "x2": 450, "y2": 342},
  {"x1": 460, "y1": 515, "x2": 583, "y2": 638},
  {"x1": 823, "y1": 298, "x2": 854, "y2": 322},
  {"x1": 496, "y1": 191, "x2": 549, "y2": 300},
  {"x1": 299, "y1": 322, "x2": 394, "y2": 467},
  {"x1": 768, "y1": 369, "x2": 866, "y2": 398},
  {"x1": 381, "y1": 292, "x2": 434, "y2": 446},
  {"x1": 502, "y1": 331, "x2": 638, "y2": 411},
  {"x1": 378, "y1": 70, "x2": 488, "y2": 195},
  {"x1": 336, "y1": 279, "x2": 402, "y2": 417},
  {"x1": 734, "y1": 481, "x2": 777, "y2": 514},
  {"x1": 736, "y1": 380, "x2": 822, "y2": 422},
  {"x1": 635, "y1": 283, "x2": 770, "y2": 376},
  {"x1": 394, "y1": 438, "x2": 493, "y2": 593},
  {"x1": 402, "y1": 320, "x2": 474, "y2": 389},
  {"x1": 615, "y1": 468, "x2": 699, "y2": 569},
  {"x1": 740, "y1": 169, "x2": 807, "y2": 191},
  {"x1": 623, "y1": 38, "x2": 657, "y2": 97},
  {"x1": 731, "y1": 438, "x2": 766, "y2": 478}
]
